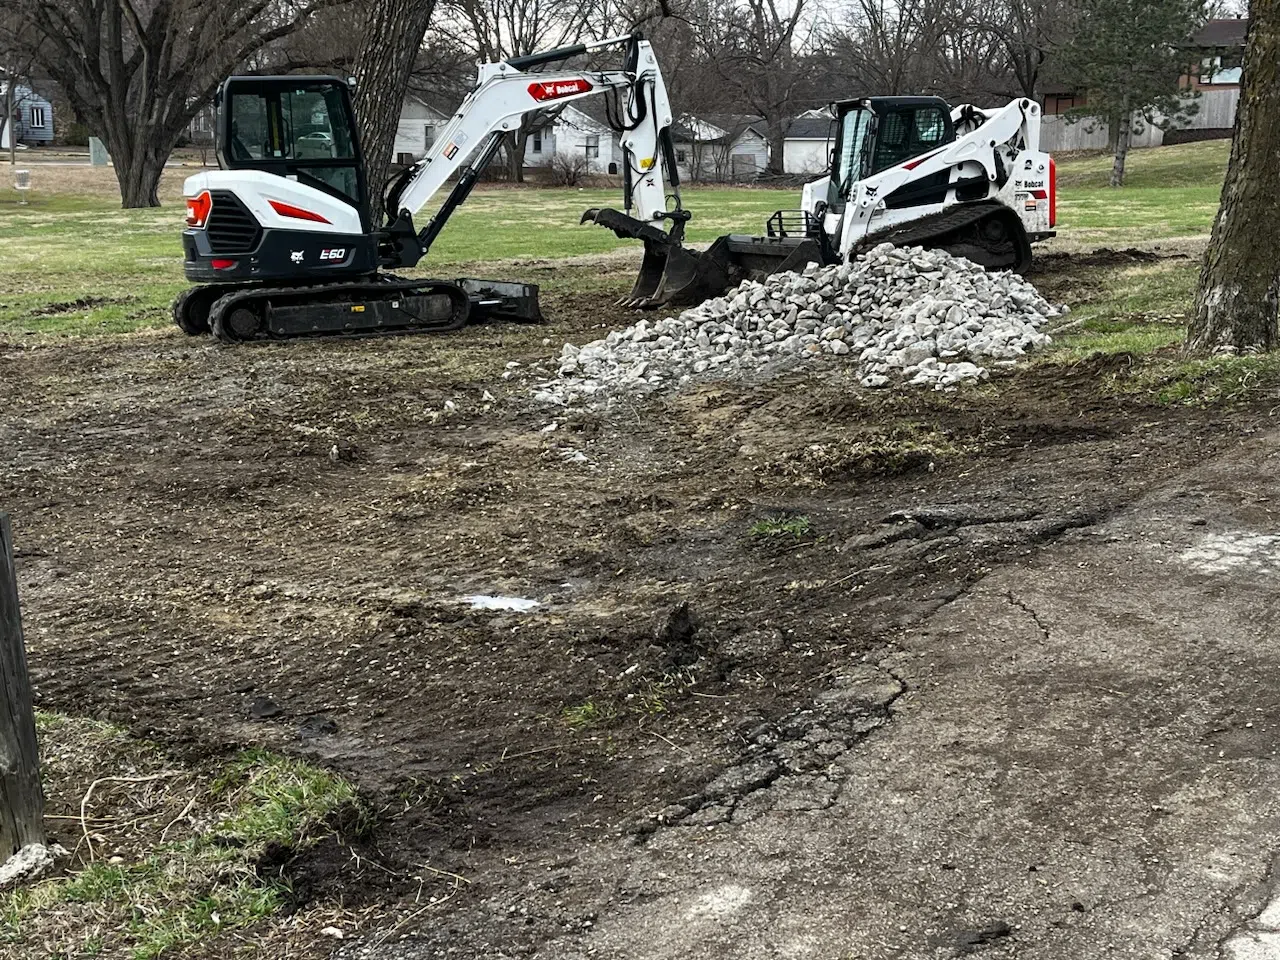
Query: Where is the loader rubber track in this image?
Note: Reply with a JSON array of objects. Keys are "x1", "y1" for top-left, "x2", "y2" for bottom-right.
[
  {"x1": 205, "y1": 277, "x2": 470, "y2": 344},
  {"x1": 853, "y1": 200, "x2": 1033, "y2": 273}
]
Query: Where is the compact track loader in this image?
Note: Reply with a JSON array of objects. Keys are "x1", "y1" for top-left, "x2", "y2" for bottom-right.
[
  {"x1": 174, "y1": 33, "x2": 722, "y2": 342},
  {"x1": 691, "y1": 97, "x2": 1056, "y2": 297}
]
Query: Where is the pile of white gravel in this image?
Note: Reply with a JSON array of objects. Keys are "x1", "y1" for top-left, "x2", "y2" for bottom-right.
[{"x1": 533, "y1": 242, "x2": 1066, "y2": 407}]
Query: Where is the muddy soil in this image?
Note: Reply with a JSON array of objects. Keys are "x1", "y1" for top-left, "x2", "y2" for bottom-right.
[{"x1": 0, "y1": 259, "x2": 1267, "y2": 954}]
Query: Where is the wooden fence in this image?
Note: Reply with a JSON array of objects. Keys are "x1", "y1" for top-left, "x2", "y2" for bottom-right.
[{"x1": 1040, "y1": 88, "x2": 1239, "y2": 153}]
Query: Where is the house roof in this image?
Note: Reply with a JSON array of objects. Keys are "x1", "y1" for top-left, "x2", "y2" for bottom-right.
[
  {"x1": 1193, "y1": 18, "x2": 1248, "y2": 48},
  {"x1": 785, "y1": 116, "x2": 836, "y2": 140},
  {"x1": 671, "y1": 113, "x2": 766, "y2": 143}
]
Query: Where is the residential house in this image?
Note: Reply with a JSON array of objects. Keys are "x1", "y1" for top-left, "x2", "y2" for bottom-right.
[
  {"x1": 1, "y1": 80, "x2": 53, "y2": 149},
  {"x1": 1039, "y1": 17, "x2": 1247, "y2": 150},
  {"x1": 522, "y1": 101, "x2": 621, "y2": 175},
  {"x1": 782, "y1": 115, "x2": 837, "y2": 175},
  {"x1": 394, "y1": 95, "x2": 452, "y2": 164},
  {"x1": 1189, "y1": 17, "x2": 1248, "y2": 89},
  {"x1": 392, "y1": 97, "x2": 621, "y2": 175},
  {"x1": 670, "y1": 114, "x2": 769, "y2": 182}
]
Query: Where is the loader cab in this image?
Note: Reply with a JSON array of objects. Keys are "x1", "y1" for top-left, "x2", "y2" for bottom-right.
[
  {"x1": 828, "y1": 96, "x2": 956, "y2": 212},
  {"x1": 216, "y1": 76, "x2": 372, "y2": 232}
]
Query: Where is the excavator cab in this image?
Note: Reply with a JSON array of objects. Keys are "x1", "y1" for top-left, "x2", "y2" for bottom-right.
[{"x1": 217, "y1": 76, "x2": 371, "y2": 228}]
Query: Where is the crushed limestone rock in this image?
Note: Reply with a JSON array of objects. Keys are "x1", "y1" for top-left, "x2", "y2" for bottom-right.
[{"x1": 535, "y1": 243, "x2": 1065, "y2": 407}]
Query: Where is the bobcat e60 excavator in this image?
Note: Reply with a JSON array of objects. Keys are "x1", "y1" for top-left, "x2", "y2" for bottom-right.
[
  {"x1": 694, "y1": 96, "x2": 1057, "y2": 291},
  {"x1": 174, "y1": 33, "x2": 713, "y2": 342}
]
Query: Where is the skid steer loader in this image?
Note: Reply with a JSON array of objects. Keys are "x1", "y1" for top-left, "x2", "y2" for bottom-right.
[{"x1": 671, "y1": 97, "x2": 1056, "y2": 300}]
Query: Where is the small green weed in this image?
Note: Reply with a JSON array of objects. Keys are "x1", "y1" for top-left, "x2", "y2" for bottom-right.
[
  {"x1": 562, "y1": 701, "x2": 607, "y2": 728},
  {"x1": 749, "y1": 514, "x2": 813, "y2": 539}
]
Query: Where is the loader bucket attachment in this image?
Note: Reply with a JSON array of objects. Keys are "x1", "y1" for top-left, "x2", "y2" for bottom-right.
[{"x1": 581, "y1": 207, "x2": 732, "y2": 310}]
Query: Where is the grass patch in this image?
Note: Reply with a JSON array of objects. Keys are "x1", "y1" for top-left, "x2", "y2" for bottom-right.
[
  {"x1": 2, "y1": 726, "x2": 361, "y2": 960},
  {"x1": 749, "y1": 514, "x2": 813, "y2": 539},
  {"x1": 1053, "y1": 140, "x2": 1228, "y2": 246},
  {"x1": 562, "y1": 701, "x2": 608, "y2": 728}
]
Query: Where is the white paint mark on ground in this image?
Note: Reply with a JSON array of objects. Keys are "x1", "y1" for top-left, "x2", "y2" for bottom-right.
[
  {"x1": 685, "y1": 883, "x2": 753, "y2": 923},
  {"x1": 461, "y1": 595, "x2": 540, "y2": 612},
  {"x1": 1226, "y1": 929, "x2": 1280, "y2": 959},
  {"x1": 1177, "y1": 532, "x2": 1280, "y2": 574},
  {"x1": 1224, "y1": 890, "x2": 1280, "y2": 959}
]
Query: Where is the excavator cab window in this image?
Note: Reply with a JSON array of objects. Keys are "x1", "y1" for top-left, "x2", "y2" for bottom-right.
[{"x1": 217, "y1": 76, "x2": 371, "y2": 231}]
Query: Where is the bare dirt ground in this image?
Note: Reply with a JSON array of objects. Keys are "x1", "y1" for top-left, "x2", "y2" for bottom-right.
[{"x1": 3, "y1": 254, "x2": 1277, "y2": 957}]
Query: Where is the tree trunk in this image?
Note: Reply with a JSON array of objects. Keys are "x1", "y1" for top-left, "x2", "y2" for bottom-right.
[
  {"x1": 353, "y1": 0, "x2": 437, "y2": 224},
  {"x1": 509, "y1": 128, "x2": 529, "y2": 183},
  {"x1": 766, "y1": 120, "x2": 785, "y2": 175},
  {"x1": 4, "y1": 80, "x2": 12, "y2": 167},
  {"x1": 114, "y1": 145, "x2": 167, "y2": 208},
  {"x1": 1187, "y1": 5, "x2": 1280, "y2": 354},
  {"x1": 1109, "y1": 106, "x2": 1130, "y2": 187},
  {"x1": 0, "y1": 515, "x2": 45, "y2": 859}
]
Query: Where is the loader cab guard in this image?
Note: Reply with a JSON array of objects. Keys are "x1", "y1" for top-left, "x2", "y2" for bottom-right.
[
  {"x1": 216, "y1": 76, "x2": 372, "y2": 233},
  {"x1": 827, "y1": 96, "x2": 957, "y2": 211}
]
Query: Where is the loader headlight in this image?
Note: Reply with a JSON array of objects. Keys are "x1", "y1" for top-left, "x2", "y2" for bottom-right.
[{"x1": 185, "y1": 191, "x2": 212, "y2": 228}]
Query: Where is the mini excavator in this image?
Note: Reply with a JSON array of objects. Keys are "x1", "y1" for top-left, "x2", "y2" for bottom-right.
[{"x1": 174, "y1": 33, "x2": 712, "y2": 342}]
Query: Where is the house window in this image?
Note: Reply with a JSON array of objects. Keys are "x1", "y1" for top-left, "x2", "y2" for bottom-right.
[
  {"x1": 424, "y1": 124, "x2": 437, "y2": 150},
  {"x1": 676, "y1": 149, "x2": 687, "y2": 163},
  {"x1": 1200, "y1": 53, "x2": 1243, "y2": 85},
  {"x1": 532, "y1": 131, "x2": 543, "y2": 153},
  {"x1": 29, "y1": 106, "x2": 46, "y2": 128},
  {"x1": 584, "y1": 134, "x2": 599, "y2": 159}
]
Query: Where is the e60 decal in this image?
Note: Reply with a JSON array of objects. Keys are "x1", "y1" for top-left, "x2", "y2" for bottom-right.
[{"x1": 319, "y1": 248, "x2": 347, "y2": 261}]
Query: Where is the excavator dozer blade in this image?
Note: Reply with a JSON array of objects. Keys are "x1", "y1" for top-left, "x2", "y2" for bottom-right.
[{"x1": 581, "y1": 207, "x2": 732, "y2": 310}]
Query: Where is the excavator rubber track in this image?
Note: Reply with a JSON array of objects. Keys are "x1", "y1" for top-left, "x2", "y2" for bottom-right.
[{"x1": 205, "y1": 278, "x2": 472, "y2": 344}]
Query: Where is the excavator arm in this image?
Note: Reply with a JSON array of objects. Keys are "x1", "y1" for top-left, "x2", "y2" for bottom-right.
[{"x1": 377, "y1": 37, "x2": 680, "y2": 269}]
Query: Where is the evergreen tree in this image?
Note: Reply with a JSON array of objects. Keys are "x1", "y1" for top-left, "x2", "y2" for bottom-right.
[{"x1": 1057, "y1": 0, "x2": 1205, "y2": 186}]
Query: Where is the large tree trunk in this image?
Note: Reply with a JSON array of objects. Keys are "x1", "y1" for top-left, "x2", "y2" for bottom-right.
[
  {"x1": 1109, "y1": 103, "x2": 1130, "y2": 187},
  {"x1": 113, "y1": 140, "x2": 169, "y2": 208},
  {"x1": 353, "y1": 0, "x2": 437, "y2": 224},
  {"x1": 1187, "y1": 5, "x2": 1280, "y2": 354},
  {"x1": 766, "y1": 119, "x2": 785, "y2": 175}
]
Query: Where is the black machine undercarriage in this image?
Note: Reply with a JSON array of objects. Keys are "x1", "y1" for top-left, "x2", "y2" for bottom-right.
[{"x1": 173, "y1": 276, "x2": 541, "y2": 343}]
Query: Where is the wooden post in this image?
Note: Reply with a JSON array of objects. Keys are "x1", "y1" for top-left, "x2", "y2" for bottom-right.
[{"x1": 0, "y1": 514, "x2": 44, "y2": 857}]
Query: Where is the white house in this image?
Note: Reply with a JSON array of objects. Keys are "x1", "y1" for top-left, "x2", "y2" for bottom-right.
[
  {"x1": 1, "y1": 81, "x2": 54, "y2": 149},
  {"x1": 394, "y1": 96, "x2": 452, "y2": 164},
  {"x1": 393, "y1": 98, "x2": 621, "y2": 175},
  {"x1": 782, "y1": 115, "x2": 837, "y2": 175},
  {"x1": 523, "y1": 103, "x2": 621, "y2": 174},
  {"x1": 670, "y1": 114, "x2": 769, "y2": 182}
]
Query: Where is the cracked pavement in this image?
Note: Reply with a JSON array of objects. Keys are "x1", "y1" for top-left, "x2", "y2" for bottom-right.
[{"x1": 354, "y1": 428, "x2": 1280, "y2": 960}]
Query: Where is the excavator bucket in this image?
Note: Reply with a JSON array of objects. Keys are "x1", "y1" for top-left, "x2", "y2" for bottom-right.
[{"x1": 581, "y1": 207, "x2": 731, "y2": 309}]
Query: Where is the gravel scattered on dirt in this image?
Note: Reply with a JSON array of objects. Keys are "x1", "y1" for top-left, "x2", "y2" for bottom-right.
[{"x1": 537, "y1": 243, "x2": 1064, "y2": 406}]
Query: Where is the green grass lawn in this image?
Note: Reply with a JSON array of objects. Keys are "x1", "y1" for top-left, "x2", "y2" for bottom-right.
[
  {"x1": 0, "y1": 182, "x2": 795, "y2": 337},
  {"x1": 0, "y1": 139, "x2": 1232, "y2": 338},
  {"x1": 1054, "y1": 139, "x2": 1228, "y2": 244}
]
